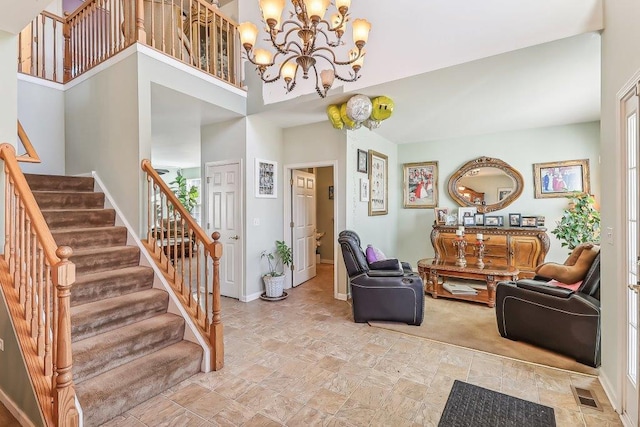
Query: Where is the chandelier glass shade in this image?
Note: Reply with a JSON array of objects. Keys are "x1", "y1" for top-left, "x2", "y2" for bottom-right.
[{"x1": 239, "y1": 0, "x2": 371, "y2": 98}]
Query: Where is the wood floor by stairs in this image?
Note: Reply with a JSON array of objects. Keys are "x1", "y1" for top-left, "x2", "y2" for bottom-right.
[{"x1": 25, "y1": 173, "x2": 203, "y2": 427}]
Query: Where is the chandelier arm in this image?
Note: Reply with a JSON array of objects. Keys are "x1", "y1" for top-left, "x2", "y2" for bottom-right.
[
  {"x1": 313, "y1": 28, "x2": 342, "y2": 48},
  {"x1": 314, "y1": 46, "x2": 363, "y2": 66},
  {"x1": 313, "y1": 53, "x2": 359, "y2": 83},
  {"x1": 259, "y1": 53, "x2": 300, "y2": 84},
  {"x1": 270, "y1": 26, "x2": 305, "y2": 54},
  {"x1": 311, "y1": 63, "x2": 327, "y2": 98}
]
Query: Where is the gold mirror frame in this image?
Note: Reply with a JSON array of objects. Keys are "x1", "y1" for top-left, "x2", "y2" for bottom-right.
[{"x1": 447, "y1": 156, "x2": 524, "y2": 213}]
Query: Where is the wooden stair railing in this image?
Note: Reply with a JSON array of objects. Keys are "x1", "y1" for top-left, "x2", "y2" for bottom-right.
[
  {"x1": 0, "y1": 144, "x2": 78, "y2": 426},
  {"x1": 141, "y1": 159, "x2": 224, "y2": 370},
  {"x1": 17, "y1": 121, "x2": 41, "y2": 164},
  {"x1": 19, "y1": 0, "x2": 241, "y2": 87}
]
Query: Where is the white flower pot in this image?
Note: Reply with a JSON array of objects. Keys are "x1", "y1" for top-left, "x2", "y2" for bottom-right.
[{"x1": 263, "y1": 274, "x2": 285, "y2": 298}]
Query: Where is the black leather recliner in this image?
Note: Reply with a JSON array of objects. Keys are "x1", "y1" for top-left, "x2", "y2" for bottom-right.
[
  {"x1": 338, "y1": 230, "x2": 424, "y2": 325},
  {"x1": 495, "y1": 251, "x2": 601, "y2": 367}
]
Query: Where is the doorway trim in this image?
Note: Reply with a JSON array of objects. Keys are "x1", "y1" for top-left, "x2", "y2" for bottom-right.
[
  {"x1": 204, "y1": 159, "x2": 245, "y2": 300},
  {"x1": 284, "y1": 160, "x2": 339, "y2": 299}
]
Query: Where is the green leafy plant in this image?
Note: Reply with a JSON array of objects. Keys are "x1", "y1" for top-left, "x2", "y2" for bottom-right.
[
  {"x1": 261, "y1": 240, "x2": 293, "y2": 277},
  {"x1": 170, "y1": 171, "x2": 199, "y2": 213},
  {"x1": 551, "y1": 192, "x2": 601, "y2": 251}
]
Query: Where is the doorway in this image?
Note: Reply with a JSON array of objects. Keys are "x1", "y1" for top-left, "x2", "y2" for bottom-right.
[
  {"x1": 205, "y1": 160, "x2": 243, "y2": 299},
  {"x1": 284, "y1": 161, "x2": 338, "y2": 297}
]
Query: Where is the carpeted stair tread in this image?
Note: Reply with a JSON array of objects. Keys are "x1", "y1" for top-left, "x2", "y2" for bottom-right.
[
  {"x1": 75, "y1": 340, "x2": 202, "y2": 427},
  {"x1": 41, "y1": 208, "x2": 115, "y2": 229},
  {"x1": 52, "y1": 226, "x2": 127, "y2": 250},
  {"x1": 24, "y1": 173, "x2": 95, "y2": 192},
  {"x1": 71, "y1": 266, "x2": 154, "y2": 307},
  {"x1": 70, "y1": 246, "x2": 140, "y2": 275},
  {"x1": 72, "y1": 313, "x2": 186, "y2": 384},
  {"x1": 71, "y1": 289, "x2": 168, "y2": 342},
  {"x1": 32, "y1": 190, "x2": 105, "y2": 209}
]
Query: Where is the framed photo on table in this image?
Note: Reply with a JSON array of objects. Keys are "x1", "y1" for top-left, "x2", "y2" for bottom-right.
[
  {"x1": 403, "y1": 161, "x2": 438, "y2": 208},
  {"x1": 368, "y1": 150, "x2": 388, "y2": 216},
  {"x1": 533, "y1": 159, "x2": 590, "y2": 199},
  {"x1": 255, "y1": 158, "x2": 277, "y2": 198},
  {"x1": 434, "y1": 207, "x2": 448, "y2": 225}
]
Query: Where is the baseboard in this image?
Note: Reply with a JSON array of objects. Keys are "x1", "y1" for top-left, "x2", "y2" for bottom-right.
[
  {"x1": 335, "y1": 292, "x2": 348, "y2": 301},
  {"x1": 241, "y1": 291, "x2": 262, "y2": 302},
  {"x1": 0, "y1": 389, "x2": 36, "y2": 427},
  {"x1": 599, "y1": 371, "x2": 621, "y2": 415},
  {"x1": 320, "y1": 259, "x2": 334, "y2": 264}
]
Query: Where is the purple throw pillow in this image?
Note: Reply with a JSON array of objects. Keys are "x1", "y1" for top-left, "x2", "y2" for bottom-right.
[{"x1": 365, "y1": 245, "x2": 387, "y2": 263}]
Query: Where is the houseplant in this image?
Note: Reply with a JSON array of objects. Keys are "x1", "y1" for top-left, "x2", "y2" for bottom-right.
[
  {"x1": 552, "y1": 192, "x2": 601, "y2": 251},
  {"x1": 169, "y1": 170, "x2": 199, "y2": 213},
  {"x1": 261, "y1": 240, "x2": 293, "y2": 298}
]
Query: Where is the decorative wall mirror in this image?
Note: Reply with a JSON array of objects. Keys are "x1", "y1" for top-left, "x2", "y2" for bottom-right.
[{"x1": 447, "y1": 156, "x2": 524, "y2": 213}]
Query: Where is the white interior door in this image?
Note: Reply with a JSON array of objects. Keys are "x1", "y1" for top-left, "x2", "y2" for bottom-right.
[
  {"x1": 206, "y1": 162, "x2": 242, "y2": 299},
  {"x1": 623, "y1": 87, "x2": 639, "y2": 425},
  {"x1": 292, "y1": 169, "x2": 316, "y2": 286}
]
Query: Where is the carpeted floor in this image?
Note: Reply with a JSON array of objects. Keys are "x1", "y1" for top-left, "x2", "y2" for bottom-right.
[{"x1": 369, "y1": 295, "x2": 598, "y2": 375}]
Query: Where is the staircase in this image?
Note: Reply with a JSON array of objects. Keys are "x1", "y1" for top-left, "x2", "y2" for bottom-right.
[{"x1": 25, "y1": 173, "x2": 203, "y2": 427}]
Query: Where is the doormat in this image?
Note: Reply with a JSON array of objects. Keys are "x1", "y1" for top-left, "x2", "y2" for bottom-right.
[{"x1": 439, "y1": 380, "x2": 556, "y2": 427}]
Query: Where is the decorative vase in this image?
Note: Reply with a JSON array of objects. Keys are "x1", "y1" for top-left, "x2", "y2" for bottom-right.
[{"x1": 263, "y1": 274, "x2": 285, "y2": 298}]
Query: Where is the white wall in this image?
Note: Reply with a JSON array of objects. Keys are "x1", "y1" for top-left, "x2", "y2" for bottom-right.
[
  {"x1": 247, "y1": 116, "x2": 283, "y2": 298},
  {"x1": 0, "y1": 31, "x2": 17, "y2": 145},
  {"x1": 18, "y1": 78, "x2": 65, "y2": 174},
  {"x1": 397, "y1": 121, "x2": 600, "y2": 267},
  {"x1": 599, "y1": 0, "x2": 640, "y2": 409},
  {"x1": 65, "y1": 53, "x2": 141, "y2": 228}
]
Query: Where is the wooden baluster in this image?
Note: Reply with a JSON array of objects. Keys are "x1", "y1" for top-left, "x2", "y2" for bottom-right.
[
  {"x1": 194, "y1": 240, "x2": 200, "y2": 308},
  {"x1": 146, "y1": 174, "x2": 152, "y2": 244},
  {"x1": 210, "y1": 232, "x2": 223, "y2": 370},
  {"x1": 37, "y1": 245, "x2": 45, "y2": 357},
  {"x1": 136, "y1": 0, "x2": 146, "y2": 43},
  {"x1": 4, "y1": 168, "x2": 10, "y2": 262},
  {"x1": 179, "y1": 217, "x2": 185, "y2": 291},
  {"x1": 51, "y1": 260, "x2": 57, "y2": 391},
  {"x1": 29, "y1": 226, "x2": 38, "y2": 339},
  {"x1": 52, "y1": 246, "x2": 79, "y2": 426},
  {"x1": 24, "y1": 217, "x2": 32, "y2": 329},
  {"x1": 64, "y1": 16, "x2": 71, "y2": 81},
  {"x1": 18, "y1": 202, "x2": 26, "y2": 305},
  {"x1": 10, "y1": 181, "x2": 17, "y2": 283},
  {"x1": 52, "y1": 18, "x2": 58, "y2": 82},
  {"x1": 44, "y1": 261, "x2": 52, "y2": 376}
]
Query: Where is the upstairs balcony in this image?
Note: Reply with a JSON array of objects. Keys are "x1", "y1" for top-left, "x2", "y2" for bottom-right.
[{"x1": 17, "y1": 0, "x2": 242, "y2": 88}]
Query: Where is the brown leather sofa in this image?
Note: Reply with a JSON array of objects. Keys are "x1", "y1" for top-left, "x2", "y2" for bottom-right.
[
  {"x1": 495, "y1": 251, "x2": 601, "y2": 367},
  {"x1": 338, "y1": 230, "x2": 424, "y2": 325}
]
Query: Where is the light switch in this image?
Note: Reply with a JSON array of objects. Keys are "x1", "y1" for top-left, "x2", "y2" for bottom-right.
[
  {"x1": 606, "y1": 227, "x2": 613, "y2": 245},
  {"x1": 253, "y1": 218, "x2": 260, "y2": 226}
]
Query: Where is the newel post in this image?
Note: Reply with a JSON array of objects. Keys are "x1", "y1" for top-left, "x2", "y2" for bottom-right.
[
  {"x1": 209, "y1": 232, "x2": 224, "y2": 370},
  {"x1": 63, "y1": 19, "x2": 71, "y2": 82},
  {"x1": 136, "y1": 0, "x2": 147, "y2": 43},
  {"x1": 52, "y1": 246, "x2": 79, "y2": 426}
]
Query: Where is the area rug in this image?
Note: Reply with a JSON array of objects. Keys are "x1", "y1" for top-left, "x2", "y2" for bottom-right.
[
  {"x1": 439, "y1": 380, "x2": 556, "y2": 426},
  {"x1": 369, "y1": 296, "x2": 598, "y2": 375}
]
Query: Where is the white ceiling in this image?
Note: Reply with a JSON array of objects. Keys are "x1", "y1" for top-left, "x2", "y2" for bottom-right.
[{"x1": 149, "y1": 0, "x2": 603, "y2": 166}]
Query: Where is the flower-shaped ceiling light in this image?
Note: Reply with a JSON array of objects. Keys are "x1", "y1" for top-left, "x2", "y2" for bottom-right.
[{"x1": 238, "y1": 0, "x2": 371, "y2": 98}]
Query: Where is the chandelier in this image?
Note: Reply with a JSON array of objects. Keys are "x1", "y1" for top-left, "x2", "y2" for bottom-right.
[{"x1": 238, "y1": 0, "x2": 371, "y2": 98}]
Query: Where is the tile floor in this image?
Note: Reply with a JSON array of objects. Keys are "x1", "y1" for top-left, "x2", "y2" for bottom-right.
[{"x1": 98, "y1": 264, "x2": 620, "y2": 426}]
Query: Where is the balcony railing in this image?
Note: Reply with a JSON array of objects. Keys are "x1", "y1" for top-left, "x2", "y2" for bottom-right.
[{"x1": 18, "y1": 0, "x2": 241, "y2": 87}]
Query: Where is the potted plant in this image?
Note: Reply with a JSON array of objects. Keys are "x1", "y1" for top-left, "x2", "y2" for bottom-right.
[
  {"x1": 170, "y1": 170, "x2": 199, "y2": 213},
  {"x1": 261, "y1": 240, "x2": 293, "y2": 298},
  {"x1": 552, "y1": 192, "x2": 601, "y2": 251}
]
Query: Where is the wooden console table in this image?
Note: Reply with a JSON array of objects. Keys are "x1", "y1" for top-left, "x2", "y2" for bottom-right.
[
  {"x1": 431, "y1": 225, "x2": 549, "y2": 278},
  {"x1": 418, "y1": 258, "x2": 519, "y2": 307}
]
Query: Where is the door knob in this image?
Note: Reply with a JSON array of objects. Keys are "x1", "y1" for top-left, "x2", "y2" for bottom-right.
[
  {"x1": 628, "y1": 284, "x2": 640, "y2": 293},
  {"x1": 229, "y1": 235, "x2": 239, "y2": 240}
]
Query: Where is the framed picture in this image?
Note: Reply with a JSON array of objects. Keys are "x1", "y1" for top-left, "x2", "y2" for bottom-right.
[
  {"x1": 458, "y1": 207, "x2": 477, "y2": 225},
  {"x1": 328, "y1": 185, "x2": 334, "y2": 199},
  {"x1": 484, "y1": 215, "x2": 503, "y2": 227},
  {"x1": 357, "y1": 149, "x2": 368, "y2": 173},
  {"x1": 508, "y1": 213, "x2": 521, "y2": 227},
  {"x1": 498, "y1": 187, "x2": 512, "y2": 201},
  {"x1": 360, "y1": 178, "x2": 369, "y2": 202},
  {"x1": 533, "y1": 159, "x2": 590, "y2": 199},
  {"x1": 463, "y1": 216, "x2": 475, "y2": 226},
  {"x1": 434, "y1": 207, "x2": 449, "y2": 225},
  {"x1": 536, "y1": 216, "x2": 546, "y2": 227},
  {"x1": 402, "y1": 161, "x2": 439, "y2": 208},
  {"x1": 521, "y1": 216, "x2": 538, "y2": 227},
  {"x1": 368, "y1": 150, "x2": 388, "y2": 216},
  {"x1": 255, "y1": 158, "x2": 277, "y2": 198},
  {"x1": 474, "y1": 213, "x2": 484, "y2": 226}
]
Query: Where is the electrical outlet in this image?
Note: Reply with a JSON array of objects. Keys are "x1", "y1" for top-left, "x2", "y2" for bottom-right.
[{"x1": 0, "y1": 338, "x2": 4, "y2": 351}]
